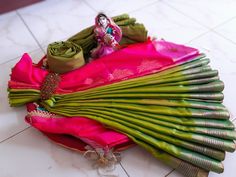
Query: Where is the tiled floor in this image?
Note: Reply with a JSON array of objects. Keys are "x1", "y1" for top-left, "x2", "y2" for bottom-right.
[{"x1": 0, "y1": 0, "x2": 236, "y2": 177}]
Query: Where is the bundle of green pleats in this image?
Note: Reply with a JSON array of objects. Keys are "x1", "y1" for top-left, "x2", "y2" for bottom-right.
[
  {"x1": 9, "y1": 54, "x2": 236, "y2": 177},
  {"x1": 68, "y1": 14, "x2": 148, "y2": 60}
]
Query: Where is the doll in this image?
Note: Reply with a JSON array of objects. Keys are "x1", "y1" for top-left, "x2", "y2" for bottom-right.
[{"x1": 90, "y1": 13, "x2": 122, "y2": 58}]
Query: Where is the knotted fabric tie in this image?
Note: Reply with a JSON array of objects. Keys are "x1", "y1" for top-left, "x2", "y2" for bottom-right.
[{"x1": 40, "y1": 72, "x2": 61, "y2": 100}]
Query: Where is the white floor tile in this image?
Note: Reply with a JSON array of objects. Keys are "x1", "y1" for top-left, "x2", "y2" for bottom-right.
[
  {"x1": 0, "y1": 48, "x2": 44, "y2": 143},
  {"x1": 0, "y1": 127, "x2": 128, "y2": 177},
  {"x1": 0, "y1": 11, "x2": 39, "y2": 64},
  {"x1": 164, "y1": 0, "x2": 236, "y2": 28},
  {"x1": 120, "y1": 146, "x2": 172, "y2": 177},
  {"x1": 18, "y1": 0, "x2": 97, "y2": 47},
  {"x1": 129, "y1": 2, "x2": 207, "y2": 44}
]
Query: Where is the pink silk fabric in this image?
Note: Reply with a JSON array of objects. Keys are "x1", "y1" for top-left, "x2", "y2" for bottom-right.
[{"x1": 9, "y1": 39, "x2": 199, "y2": 94}]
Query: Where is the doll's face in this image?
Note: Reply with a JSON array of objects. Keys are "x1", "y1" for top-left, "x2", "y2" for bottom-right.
[{"x1": 99, "y1": 16, "x2": 109, "y2": 28}]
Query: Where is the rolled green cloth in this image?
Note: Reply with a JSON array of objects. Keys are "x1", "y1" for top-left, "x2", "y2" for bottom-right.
[
  {"x1": 47, "y1": 41, "x2": 85, "y2": 74},
  {"x1": 120, "y1": 24, "x2": 148, "y2": 45},
  {"x1": 112, "y1": 14, "x2": 130, "y2": 22},
  {"x1": 115, "y1": 17, "x2": 137, "y2": 26}
]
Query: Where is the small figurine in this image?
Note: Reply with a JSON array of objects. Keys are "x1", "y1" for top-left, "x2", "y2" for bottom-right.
[{"x1": 90, "y1": 13, "x2": 122, "y2": 59}]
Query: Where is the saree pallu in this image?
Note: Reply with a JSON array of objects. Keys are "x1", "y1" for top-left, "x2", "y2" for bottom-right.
[{"x1": 8, "y1": 39, "x2": 236, "y2": 177}]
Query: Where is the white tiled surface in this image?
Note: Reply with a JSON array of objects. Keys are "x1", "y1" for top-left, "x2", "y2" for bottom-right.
[
  {"x1": 0, "y1": 0, "x2": 236, "y2": 177},
  {"x1": 17, "y1": 0, "x2": 97, "y2": 47},
  {"x1": 0, "y1": 11, "x2": 39, "y2": 64}
]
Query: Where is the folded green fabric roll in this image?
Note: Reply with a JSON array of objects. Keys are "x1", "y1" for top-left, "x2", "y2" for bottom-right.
[
  {"x1": 120, "y1": 24, "x2": 148, "y2": 45},
  {"x1": 115, "y1": 17, "x2": 136, "y2": 26},
  {"x1": 47, "y1": 41, "x2": 85, "y2": 73},
  {"x1": 111, "y1": 14, "x2": 130, "y2": 22}
]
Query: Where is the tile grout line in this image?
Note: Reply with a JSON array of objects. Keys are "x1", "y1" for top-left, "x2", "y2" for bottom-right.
[
  {"x1": 85, "y1": 0, "x2": 236, "y2": 48},
  {"x1": 207, "y1": 16, "x2": 236, "y2": 30},
  {"x1": 212, "y1": 30, "x2": 236, "y2": 46},
  {"x1": 232, "y1": 117, "x2": 236, "y2": 123},
  {"x1": 127, "y1": 0, "x2": 161, "y2": 14},
  {"x1": 186, "y1": 28, "x2": 236, "y2": 47},
  {"x1": 0, "y1": 126, "x2": 31, "y2": 144},
  {"x1": 164, "y1": 168, "x2": 175, "y2": 177},
  {"x1": 81, "y1": 0, "x2": 98, "y2": 13},
  {"x1": 83, "y1": 0, "x2": 161, "y2": 14},
  {"x1": 82, "y1": 0, "x2": 236, "y2": 48},
  {"x1": 210, "y1": 16, "x2": 236, "y2": 29},
  {"x1": 0, "y1": 56, "x2": 22, "y2": 65},
  {"x1": 0, "y1": 47, "x2": 43, "y2": 66},
  {"x1": 16, "y1": 10, "x2": 46, "y2": 55},
  {"x1": 185, "y1": 30, "x2": 211, "y2": 44},
  {"x1": 119, "y1": 162, "x2": 130, "y2": 177},
  {"x1": 162, "y1": 1, "x2": 210, "y2": 29},
  {"x1": 163, "y1": 1, "x2": 236, "y2": 33},
  {"x1": 161, "y1": 2, "x2": 236, "y2": 48}
]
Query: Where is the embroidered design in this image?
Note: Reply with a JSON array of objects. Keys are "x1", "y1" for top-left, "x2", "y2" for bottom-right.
[
  {"x1": 137, "y1": 60, "x2": 160, "y2": 73},
  {"x1": 40, "y1": 73, "x2": 61, "y2": 100},
  {"x1": 84, "y1": 78, "x2": 94, "y2": 85},
  {"x1": 177, "y1": 160, "x2": 201, "y2": 177},
  {"x1": 109, "y1": 69, "x2": 133, "y2": 80},
  {"x1": 27, "y1": 109, "x2": 56, "y2": 119}
]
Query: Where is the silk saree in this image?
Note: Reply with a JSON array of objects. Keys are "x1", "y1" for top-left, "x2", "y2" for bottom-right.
[{"x1": 8, "y1": 14, "x2": 236, "y2": 177}]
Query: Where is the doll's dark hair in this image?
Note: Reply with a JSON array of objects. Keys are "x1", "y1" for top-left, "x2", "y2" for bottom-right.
[{"x1": 97, "y1": 13, "x2": 110, "y2": 25}]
